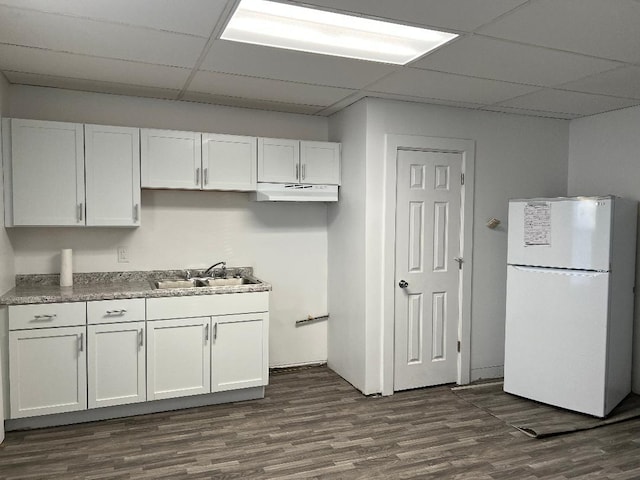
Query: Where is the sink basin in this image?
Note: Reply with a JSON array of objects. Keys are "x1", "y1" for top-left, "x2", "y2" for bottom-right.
[
  {"x1": 153, "y1": 276, "x2": 260, "y2": 289},
  {"x1": 154, "y1": 279, "x2": 197, "y2": 289},
  {"x1": 197, "y1": 277, "x2": 258, "y2": 287}
]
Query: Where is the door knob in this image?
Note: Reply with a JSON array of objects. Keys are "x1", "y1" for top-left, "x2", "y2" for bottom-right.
[{"x1": 398, "y1": 280, "x2": 409, "y2": 288}]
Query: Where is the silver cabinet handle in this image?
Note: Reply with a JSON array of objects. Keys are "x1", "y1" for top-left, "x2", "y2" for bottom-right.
[
  {"x1": 295, "y1": 164, "x2": 299, "y2": 181},
  {"x1": 204, "y1": 168, "x2": 209, "y2": 185},
  {"x1": 205, "y1": 323, "x2": 209, "y2": 341},
  {"x1": 78, "y1": 333, "x2": 84, "y2": 352},
  {"x1": 106, "y1": 309, "x2": 127, "y2": 315},
  {"x1": 34, "y1": 314, "x2": 57, "y2": 320},
  {"x1": 139, "y1": 328, "x2": 144, "y2": 347},
  {"x1": 133, "y1": 204, "x2": 139, "y2": 222},
  {"x1": 78, "y1": 203, "x2": 83, "y2": 222},
  {"x1": 195, "y1": 167, "x2": 201, "y2": 185},
  {"x1": 213, "y1": 322, "x2": 218, "y2": 340},
  {"x1": 302, "y1": 164, "x2": 306, "y2": 180}
]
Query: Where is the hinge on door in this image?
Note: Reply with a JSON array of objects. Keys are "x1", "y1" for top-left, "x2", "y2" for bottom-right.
[
  {"x1": 457, "y1": 340, "x2": 461, "y2": 353},
  {"x1": 461, "y1": 173, "x2": 465, "y2": 185}
]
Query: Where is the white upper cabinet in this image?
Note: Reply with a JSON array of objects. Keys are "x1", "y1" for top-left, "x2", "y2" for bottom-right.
[
  {"x1": 140, "y1": 128, "x2": 202, "y2": 190},
  {"x1": 142, "y1": 129, "x2": 257, "y2": 191},
  {"x1": 300, "y1": 141, "x2": 341, "y2": 185},
  {"x1": 85, "y1": 125, "x2": 141, "y2": 227},
  {"x1": 5, "y1": 119, "x2": 85, "y2": 226},
  {"x1": 202, "y1": 133, "x2": 257, "y2": 191},
  {"x1": 257, "y1": 138, "x2": 341, "y2": 185},
  {"x1": 257, "y1": 137, "x2": 300, "y2": 183},
  {"x1": 3, "y1": 119, "x2": 141, "y2": 227}
]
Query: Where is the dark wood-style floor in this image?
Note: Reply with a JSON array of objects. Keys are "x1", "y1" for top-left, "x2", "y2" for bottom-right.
[{"x1": 2, "y1": 365, "x2": 640, "y2": 479}]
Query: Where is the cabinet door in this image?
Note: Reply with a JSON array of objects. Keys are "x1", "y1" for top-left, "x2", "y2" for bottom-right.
[
  {"x1": 141, "y1": 129, "x2": 202, "y2": 189},
  {"x1": 85, "y1": 125, "x2": 141, "y2": 226},
  {"x1": 211, "y1": 313, "x2": 268, "y2": 392},
  {"x1": 9, "y1": 119, "x2": 85, "y2": 226},
  {"x1": 146, "y1": 317, "x2": 211, "y2": 400},
  {"x1": 300, "y1": 141, "x2": 341, "y2": 185},
  {"x1": 202, "y1": 134, "x2": 257, "y2": 191},
  {"x1": 257, "y1": 138, "x2": 300, "y2": 183},
  {"x1": 9, "y1": 326, "x2": 87, "y2": 418},
  {"x1": 88, "y1": 322, "x2": 146, "y2": 408}
]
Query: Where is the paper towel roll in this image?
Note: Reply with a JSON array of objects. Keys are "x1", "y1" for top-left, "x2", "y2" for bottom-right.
[{"x1": 60, "y1": 249, "x2": 73, "y2": 287}]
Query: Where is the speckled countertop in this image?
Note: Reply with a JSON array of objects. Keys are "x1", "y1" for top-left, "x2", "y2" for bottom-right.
[{"x1": 0, "y1": 267, "x2": 271, "y2": 305}]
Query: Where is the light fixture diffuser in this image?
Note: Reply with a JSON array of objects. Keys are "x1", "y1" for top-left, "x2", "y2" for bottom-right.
[{"x1": 221, "y1": 0, "x2": 458, "y2": 65}]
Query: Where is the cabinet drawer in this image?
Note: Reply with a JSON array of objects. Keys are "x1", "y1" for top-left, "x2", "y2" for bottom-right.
[
  {"x1": 9, "y1": 302, "x2": 86, "y2": 330},
  {"x1": 87, "y1": 298, "x2": 145, "y2": 324}
]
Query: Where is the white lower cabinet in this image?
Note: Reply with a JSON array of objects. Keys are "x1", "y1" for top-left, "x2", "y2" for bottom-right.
[
  {"x1": 87, "y1": 298, "x2": 147, "y2": 409},
  {"x1": 212, "y1": 313, "x2": 268, "y2": 392},
  {"x1": 146, "y1": 292, "x2": 270, "y2": 401},
  {"x1": 87, "y1": 321, "x2": 146, "y2": 408},
  {"x1": 146, "y1": 317, "x2": 211, "y2": 400},
  {"x1": 7, "y1": 292, "x2": 269, "y2": 421},
  {"x1": 9, "y1": 326, "x2": 87, "y2": 418}
]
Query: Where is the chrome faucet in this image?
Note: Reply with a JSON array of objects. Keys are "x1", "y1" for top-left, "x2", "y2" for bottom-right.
[{"x1": 204, "y1": 261, "x2": 226, "y2": 278}]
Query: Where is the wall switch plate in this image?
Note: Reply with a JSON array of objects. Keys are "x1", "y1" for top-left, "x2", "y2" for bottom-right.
[{"x1": 117, "y1": 246, "x2": 129, "y2": 263}]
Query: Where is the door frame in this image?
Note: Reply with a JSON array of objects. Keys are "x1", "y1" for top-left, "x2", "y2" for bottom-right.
[{"x1": 382, "y1": 134, "x2": 475, "y2": 395}]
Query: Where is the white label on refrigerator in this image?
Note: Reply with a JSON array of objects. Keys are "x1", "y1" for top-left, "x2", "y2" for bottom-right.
[{"x1": 524, "y1": 202, "x2": 551, "y2": 246}]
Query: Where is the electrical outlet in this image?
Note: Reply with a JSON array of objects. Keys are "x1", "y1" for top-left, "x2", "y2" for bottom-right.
[{"x1": 117, "y1": 246, "x2": 129, "y2": 263}]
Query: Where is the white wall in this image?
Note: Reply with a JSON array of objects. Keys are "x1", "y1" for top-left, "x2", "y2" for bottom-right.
[
  {"x1": 329, "y1": 98, "x2": 569, "y2": 393},
  {"x1": 7, "y1": 85, "x2": 330, "y2": 368},
  {"x1": 327, "y1": 100, "x2": 368, "y2": 392},
  {"x1": 0, "y1": 75, "x2": 14, "y2": 294},
  {"x1": 568, "y1": 105, "x2": 640, "y2": 392},
  {"x1": 368, "y1": 99, "x2": 569, "y2": 384},
  {"x1": 0, "y1": 73, "x2": 12, "y2": 442}
]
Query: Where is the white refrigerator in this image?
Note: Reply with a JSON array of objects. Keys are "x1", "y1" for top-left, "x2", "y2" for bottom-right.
[{"x1": 504, "y1": 196, "x2": 637, "y2": 417}]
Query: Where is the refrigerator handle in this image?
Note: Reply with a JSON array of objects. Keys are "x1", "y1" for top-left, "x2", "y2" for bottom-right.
[{"x1": 510, "y1": 265, "x2": 608, "y2": 277}]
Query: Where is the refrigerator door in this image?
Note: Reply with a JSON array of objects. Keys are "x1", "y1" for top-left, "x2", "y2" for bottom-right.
[
  {"x1": 507, "y1": 197, "x2": 612, "y2": 271},
  {"x1": 504, "y1": 265, "x2": 610, "y2": 417}
]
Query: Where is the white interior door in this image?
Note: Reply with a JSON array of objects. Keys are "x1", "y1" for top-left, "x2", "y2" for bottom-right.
[{"x1": 394, "y1": 150, "x2": 462, "y2": 391}]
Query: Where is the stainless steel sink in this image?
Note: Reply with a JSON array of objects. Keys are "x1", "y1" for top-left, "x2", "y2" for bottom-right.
[
  {"x1": 197, "y1": 277, "x2": 258, "y2": 287},
  {"x1": 153, "y1": 276, "x2": 259, "y2": 289},
  {"x1": 154, "y1": 279, "x2": 197, "y2": 289}
]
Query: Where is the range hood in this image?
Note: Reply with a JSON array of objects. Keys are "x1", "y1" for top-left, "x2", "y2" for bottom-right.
[{"x1": 252, "y1": 183, "x2": 338, "y2": 202}]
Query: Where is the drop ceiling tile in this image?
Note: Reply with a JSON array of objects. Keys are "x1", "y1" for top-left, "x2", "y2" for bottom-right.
[
  {"x1": 4, "y1": 71, "x2": 180, "y2": 100},
  {"x1": 0, "y1": 5, "x2": 207, "y2": 68},
  {"x1": 182, "y1": 91, "x2": 324, "y2": 115},
  {"x1": 200, "y1": 40, "x2": 398, "y2": 89},
  {"x1": 412, "y1": 36, "x2": 622, "y2": 86},
  {"x1": 189, "y1": 71, "x2": 356, "y2": 107},
  {"x1": 366, "y1": 68, "x2": 538, "y2": 105},
  {"x1": 499, "y1": 89, "x2": 640, "y2": 116},
  {"x1": 0, "y1": 0, "x2": 227, "y2": 36},
  {"x1": 0, "y1": 44, "x2": 191, "y2": 90},
  {"x1": 478, "y1": 0, "x2": 640, "y2": 63},
  {"x1": 479, "y1": 105, "x2": 579, "y2": 120},
  {"x1": 559, "y1": 66, "x2": 640, "y2": 100},
  {"x1": 289, "y1": 0, "x2": 528, "y2": 32},
  {"x1": 360, "y1": 91, "x2": 485, "y2": 110}
]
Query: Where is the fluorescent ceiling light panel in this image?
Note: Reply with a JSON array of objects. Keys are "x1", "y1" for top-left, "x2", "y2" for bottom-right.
[{"x1": 221, "y1": 0, "x2": 458, "y2": 64}]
